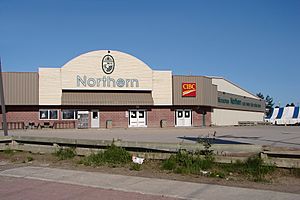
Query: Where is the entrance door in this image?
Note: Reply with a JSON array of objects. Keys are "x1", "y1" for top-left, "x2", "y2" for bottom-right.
[
  {"x1": 176, "y1": 109, "x2": 192, "y2": 127},
  {"x1": 78, "y1": 111, "x2": 89, "y2": 129},
  {"x1": 91, "y1": 110, "x2": 99, "y2": 128},
  {"x1": 129, "y1": 110, "x2": 147, "y2": 127}
]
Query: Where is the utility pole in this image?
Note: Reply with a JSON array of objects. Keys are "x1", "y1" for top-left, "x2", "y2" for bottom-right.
[{"x1": 0, "y1": 58, "x2": 8, "y2": 136}]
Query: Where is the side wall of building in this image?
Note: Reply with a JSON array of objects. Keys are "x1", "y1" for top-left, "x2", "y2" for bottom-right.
[
  {"x1": 212, "y1": 78, "x2": 259, "y2": 99},
  {"x1": 39, "y1": 68, "x2": 62, "y2": 105},
  {"x1": 152, "y1": 71, "x2": 173, "y2": 105},
  {"x1": 1, "y1": 107, "x2": 212, "y2": 128},
  {"x1": 148, "y1": 108, "x2": 175, "y2": 128},
  {"x1": 192, "y1": 110, "x2": 212, "y2": 127},
  {"x1": 211, "y1": 108, "x2": 264, "y2": 126}
]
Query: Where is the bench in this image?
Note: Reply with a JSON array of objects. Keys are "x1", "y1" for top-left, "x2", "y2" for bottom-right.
[
  {"x1": 238, "y1": 121, "x2": 256, "y2": 126},
  {"x1": 40, "y1": 122, "x2": 54, "y2": 129}
]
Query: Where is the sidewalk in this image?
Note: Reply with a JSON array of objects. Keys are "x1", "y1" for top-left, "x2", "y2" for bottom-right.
[{"x1": 0, "y1": 166, "x2": 299, "y2": 200}]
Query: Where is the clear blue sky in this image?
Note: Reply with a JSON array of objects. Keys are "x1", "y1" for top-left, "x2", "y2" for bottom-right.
[{"x1": 0, "y1": 0, "x2": 299, "y2": 106}]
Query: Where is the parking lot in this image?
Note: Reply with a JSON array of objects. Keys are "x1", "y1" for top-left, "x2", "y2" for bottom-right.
[{"x1": 4, "y1": 126, "x2": 300, "y2": 149}]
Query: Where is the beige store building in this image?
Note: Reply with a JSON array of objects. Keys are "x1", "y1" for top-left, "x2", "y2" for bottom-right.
[{"x1": 0, "y1": 50, "x2": 265, "y2": 129}]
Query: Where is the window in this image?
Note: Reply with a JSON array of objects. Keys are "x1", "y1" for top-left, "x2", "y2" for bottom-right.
[
  {"x1": 139, "y1": 111, "x2": 144, "y2": 118},
  {"x1": 131, "y1": 111, "x2": 137, "y2": 118},
  {"x1": 39, "y1": 110, "x2": 58, "y2": 120},
  {"x1": 178, "y1": 111, "x2": 183, "y2": 118},
  {"x1": 92, "y1": 111, "x2": 98, "y2": 119},
  {"x1": 185, "y1": 111, "x2": 190, "y2": 118},
  {"x1": 40, "y1": 110, "x2": 48, "y2": 119},
  {"x1": 49, "y1": 110, "x2": 58, "y2": 119},
  {"x1": 62, "y1": 110, "x2": 78, "y2": 120}
]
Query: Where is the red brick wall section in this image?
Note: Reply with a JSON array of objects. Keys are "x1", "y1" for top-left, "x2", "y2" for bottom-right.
[
  {"x1": 192, "y1": 110, "x2": 202, "y2": 127},
  {"x1": 99, "y1": 111, "x2": 128, "y2": 128},
  {"x1": 192, "y1": 110, "x2": 211, "y2": 127},
  {"x1": 147, "y1": 108, "x2": 175, "y2": 128},
  {"x1": 0, "y1": 108, "x2": 212, "y2": 129},
  {"x1": 0, "y1": 111, "x2": 38, "y2": 129},
  {"x1": 0, "y1": 111, "x2": 39, "y2": 127},
  {"x1": 206, "y1": 111, "x2": 211, "y2": 127},
  {"x1": 0, "y1": 109, "x2": 78, "y2": 129}
]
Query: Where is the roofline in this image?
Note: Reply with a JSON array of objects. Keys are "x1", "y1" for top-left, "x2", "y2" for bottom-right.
[{"x1": 210, "y1": 76, "x2": 259, "y2": 99}]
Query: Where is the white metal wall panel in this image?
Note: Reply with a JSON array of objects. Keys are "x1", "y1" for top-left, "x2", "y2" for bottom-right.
[
  {"x1": 276, "y1": 107, "x2": 294, "y2": 125},
  {"x1": 61, "y1": 50, "x2": 153, "y2": 91},
  {"x1": 211, "y1": 108, "x2": 264, "y2": 126},
  {"x1": 152, "y1": 71, "x2": 172, "y2": 105},
  {"x1": 212, "y1": 78, "x2": 258, "y2": 99},
  {"x1": 265, "y1": 107, "x2": 279, "y2": 124},
  {"x1": 39, "y1": 68, "x2": 62, "y2": 105}
]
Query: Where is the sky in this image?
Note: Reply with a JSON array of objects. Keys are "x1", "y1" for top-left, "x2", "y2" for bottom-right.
[{"x1": 0, "y1": 0, "x2": 299, "y2": 106}]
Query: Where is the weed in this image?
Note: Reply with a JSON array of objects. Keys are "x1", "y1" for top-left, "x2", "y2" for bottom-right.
[
  {"x1": 3, "y1": 148, "x2": 14, "y2": 155},
  {"x1": 54, "y1": 147, "x2": 76, "y2": 160},
  {"x1": 231, "y1": 156, "x2": 275, "y2": 182},
  {"x1": 26, "y1": 156, "x2": 34, "y2": 162},
  {"x1": 290, "y1": 168, "x2": 300, "y2": 178},
  {"x1": 81, "y1": 144, "x2": 131, "y2": 166},
  {"x1": 162, "y1": 150, "x2": 214, "y2": 175},
  {"x1": 130, "y1": 163, "x2": 142, "y2": 171},
  {"x1": 196, "y1": 135, "x2": 214, "y2": 159},
  {"x1": 209, "y1": 171, "x2": 226, "y2": 178},
  {"x1": 162, "y1": 155, "x2": 177, "y2": 170}
]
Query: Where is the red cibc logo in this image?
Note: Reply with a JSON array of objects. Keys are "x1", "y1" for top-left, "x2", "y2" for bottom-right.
[{"x1": 182, "y1": 83, "x2": 196, "y2": 97}]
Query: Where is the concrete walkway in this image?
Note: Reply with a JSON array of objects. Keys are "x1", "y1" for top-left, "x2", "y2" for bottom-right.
[{"x1": 0, "y1": 166, "x2": 299, "y2": 200}]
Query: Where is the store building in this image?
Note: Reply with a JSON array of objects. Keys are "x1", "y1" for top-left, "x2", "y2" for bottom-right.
[{"x1": 0, "y1": 50, "x2": 265, "y2": 129}]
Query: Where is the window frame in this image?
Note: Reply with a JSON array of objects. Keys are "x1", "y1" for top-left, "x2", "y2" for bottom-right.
[
  {"x1": 39, "y1": 109, "x2": 59, "y2": 120},
  {"x1": 62, "y1": 110, "x2": 78, "y2": 120}
]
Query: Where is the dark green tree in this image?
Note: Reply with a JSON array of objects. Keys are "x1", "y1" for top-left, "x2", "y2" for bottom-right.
[
  {"x1": 256, "y1": 92, "x2": 264, "y2": 100},
  {"x1": 265, "y1": 95, "x2": 274, "y2": 115},
  {"x1": 257, "y1": 92, "x2": 274, "y2": 116}
]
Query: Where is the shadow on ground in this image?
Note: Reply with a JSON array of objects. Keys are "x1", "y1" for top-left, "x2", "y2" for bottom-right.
[{"x1": 177, "y1": 136, "x2": 250, "y2": 144}]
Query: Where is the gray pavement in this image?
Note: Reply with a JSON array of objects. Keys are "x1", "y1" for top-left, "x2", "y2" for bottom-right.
[
  {"x1": 0, "y1": 166, "x2": 299, "y2": 200},
  {"x1": 0, "y1": 176, "x2": 179, "y2": 200},
  {"x1": 5, "y1": 126, "x2": 300, "y2": 148}
]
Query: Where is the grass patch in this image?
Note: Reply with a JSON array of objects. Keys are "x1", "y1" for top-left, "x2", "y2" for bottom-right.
[
  {"x1": 217, "y1": 156, "x2": 276, "y2": 182},
  {"x1": 2, "y1": 148, "x2": 14, "y2": 155},
  {"x1": 80, "y1": 144, "x2": 131, "y2": 167},
  {"x1": 130, "y1": 163, "x2": 142, "y2": 171},
  {"x1": 162, "y1": 151, "x2": 275, "y2": 182},
  {"x1": 236, "y1": 156, "x2": 275, "y2": 182},
  {"x1": 290, "y1": 168, "x2": 300, "y2": 178},
  {"x1": 209, "y1": 171, "x2": 226, "y2": 178},
  {"x1": 54, "y1": 147, "x2": 76, "y2": 160},
  {"x1": 26, "y1": 156, "x2": 34, "y2": 162},
  {"x1": 162, "y1": 150, "x2": 214, "y2": 175}
]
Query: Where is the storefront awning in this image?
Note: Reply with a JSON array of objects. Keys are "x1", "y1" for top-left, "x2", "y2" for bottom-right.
[{"x1": 61, "y1": 91, "x2": 154, "y2": 106}]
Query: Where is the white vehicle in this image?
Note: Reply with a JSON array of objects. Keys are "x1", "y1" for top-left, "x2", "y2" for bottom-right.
[
  {"x1": 276, "y1": 106, "x2": 294, "y2": 125},
  {"x1": 266, "y1": 106, "x2": 300, "y2": 125},
  {"x1": 265, "y1": 107, "x2": 279, "y2": 124},
  {"x1": 288, "y1": 106, "x2": 300, "y2": 125}
]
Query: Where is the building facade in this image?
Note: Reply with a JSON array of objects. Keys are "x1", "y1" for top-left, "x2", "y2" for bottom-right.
[{"x1": 0, "y1": 50, "x2": 265, "y2": 129}]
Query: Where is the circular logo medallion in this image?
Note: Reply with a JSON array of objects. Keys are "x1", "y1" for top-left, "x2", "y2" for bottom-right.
[{"x1": 102, "y1": 55, "x2": 115, "y2": 74}]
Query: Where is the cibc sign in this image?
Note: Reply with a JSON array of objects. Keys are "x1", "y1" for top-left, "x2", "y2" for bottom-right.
[{"x1": 182, "y1": 82, "x2": 196, "y2": 97}]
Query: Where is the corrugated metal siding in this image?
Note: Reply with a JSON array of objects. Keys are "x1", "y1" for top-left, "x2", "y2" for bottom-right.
[
  {"x1": 173, "y1": 76, "x2": 217, "y2": 106},
  {"x1": 2, "y1": 72, "x2": 39, "y2": 105},
  {"x1": 61, "y1": 91, "x2": 154, "y2": 106}
]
